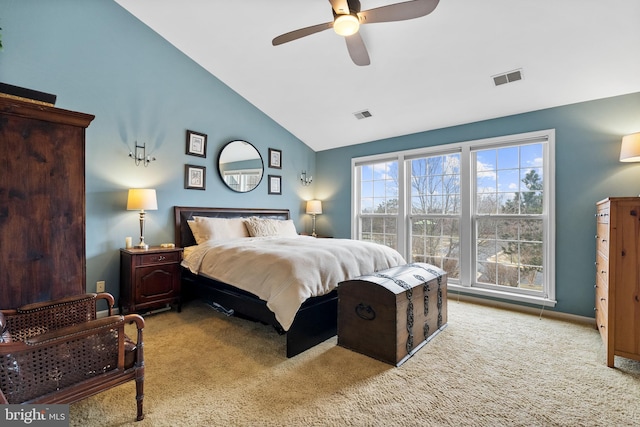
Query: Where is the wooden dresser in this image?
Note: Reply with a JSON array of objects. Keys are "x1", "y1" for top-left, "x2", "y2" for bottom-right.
[
  {"x1": 595, "y1": 197, "x2": 640, "y2": 367},
  {"x1": 0, "y1": 97, "x2": 94, "y2": 308}
]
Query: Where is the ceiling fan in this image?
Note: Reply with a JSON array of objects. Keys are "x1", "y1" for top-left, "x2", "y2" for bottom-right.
[{"x1": 272, "y1": 0, "x2": 440, "y2": 66}]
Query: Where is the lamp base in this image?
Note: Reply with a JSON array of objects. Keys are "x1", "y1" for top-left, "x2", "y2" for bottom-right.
[
  {"x1": 311, "y1": 214, "x2": 317, "y2": 238},
  {"x1": 135, "y1": 236, "x2": 149, "y2": 250}
]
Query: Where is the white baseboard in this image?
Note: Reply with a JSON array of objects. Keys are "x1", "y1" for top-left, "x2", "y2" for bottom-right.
[
  {"x1": 97, "y1": 306, "x2": 171, "y2": 318},
  {"x1": 97, "y1": 294, "x2": 594, "y2": 327},
  {"x1": 448, "y1": 291, "x2": 595, "y2": 326}
]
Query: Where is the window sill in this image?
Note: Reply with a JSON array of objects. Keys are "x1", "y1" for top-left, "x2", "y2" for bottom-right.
[{"x1": 448, "y1": 283, "x2": 557, "y2": 308}]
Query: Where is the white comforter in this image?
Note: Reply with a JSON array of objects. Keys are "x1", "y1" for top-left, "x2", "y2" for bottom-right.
[{"x1": 181, "y1": 236, "x2": 406, "y2": 330}]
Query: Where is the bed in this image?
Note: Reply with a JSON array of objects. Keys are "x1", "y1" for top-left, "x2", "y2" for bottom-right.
[{"x1": 174, "y1": 206, "x2": 406, "y2": 357}]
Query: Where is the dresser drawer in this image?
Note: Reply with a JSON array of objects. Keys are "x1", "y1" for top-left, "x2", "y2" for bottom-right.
[
  {"x1": 595, "y1": 277, "x2": 608, "y2": 311},
  {"x1": 595, "y1": 206, "x2": 610, "y2": 224},
  {"x1": 595, "y1": 223, "x2": 609, "y2": 258},
  {"x1": 595, "y1": 298, "x2": 608, "y2": 344},
  {"x1": 138, "y1": 251, "x2": 181, "y2": 266},
  {"x1": 595, "y1": 251, "x2": 609, "y2": 287}
]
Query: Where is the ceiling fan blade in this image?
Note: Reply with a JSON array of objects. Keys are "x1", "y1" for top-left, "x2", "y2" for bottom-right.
[
  {"x1": 272, "y1": 22, "x2": 334, "y2": 46},
  {"x1": 345, "y1": 33, "x2": 370, "y2": 66},
  {"x1": 328, "y1": 0, "x2": 350, "y2": 15},
  {"x1": 359, "y1": 0, "x2": 439, "y2": 24}
]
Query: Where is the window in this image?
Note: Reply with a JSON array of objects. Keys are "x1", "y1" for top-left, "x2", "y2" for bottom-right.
[
  {"x1": 473, "y1": 144, "x2": 545, "y2": 295},
  {"x1": 356, "y1": 160, "x2": 399, "y2": 249},
  {"x1": 353, "y1": 130, "x2": 555, "y2": 306}
]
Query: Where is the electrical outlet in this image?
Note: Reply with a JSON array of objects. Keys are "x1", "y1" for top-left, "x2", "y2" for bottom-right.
[{"x1": 96, "y1": 280, "x2": 106, "y2": 293}]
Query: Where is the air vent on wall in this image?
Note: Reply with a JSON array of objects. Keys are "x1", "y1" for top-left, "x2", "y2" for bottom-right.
[
  {"x1": 354, "y1": 110, "x2": 373, "y2": 120},
  {"x1": 492, "y1": 69, "x2": 523, "y2": 86}
]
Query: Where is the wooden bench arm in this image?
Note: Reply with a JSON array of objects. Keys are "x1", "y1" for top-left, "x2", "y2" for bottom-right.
[
  {"x1": 25, "y1": 316, "x2": 125, "y2": 345},
  {"x1": 1, "y1": 293, "x2": 117, "y2": 342},
  {"x1": 16, "y1": 292, "x2": 114, "y2": 314}
]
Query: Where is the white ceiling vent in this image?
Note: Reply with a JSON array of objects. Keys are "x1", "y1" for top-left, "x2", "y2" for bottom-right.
[
  {"x1": 354, "y1": 110, "x2": 373, "y2": 120},
  {"x1": 492, "y1": 69, "x2": 523, "y2": 86}
]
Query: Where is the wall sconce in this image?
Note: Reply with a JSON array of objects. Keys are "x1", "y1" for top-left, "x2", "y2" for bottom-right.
[
  {"x1": 126, "y1": 188, "x2": 158, "y2": 250},
  {"x1": 129, "y1": 141, "x2": 156, "y2": 167},
  {"x1": 300, "y1": 171, "x2": 313, "y2": 186},
  {"x1": 306, "y1": 199, "x2": 322, "y2": 237}
]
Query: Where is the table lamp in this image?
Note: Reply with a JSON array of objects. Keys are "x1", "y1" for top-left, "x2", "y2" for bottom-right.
[
  {"x1": 127, "y1": 189, "x2": 158, "y2": 249},
  {"x1": 306, "y1": 199, "x2": 322, "y2": 237}
]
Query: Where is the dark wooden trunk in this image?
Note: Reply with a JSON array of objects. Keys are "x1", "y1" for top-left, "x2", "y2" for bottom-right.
[
  {"x1": 338, "y1": 263, "x2": 447, "y2": 366},
  {"x1": 0, "y1": 96, "x2": 94, "y2": 308}
]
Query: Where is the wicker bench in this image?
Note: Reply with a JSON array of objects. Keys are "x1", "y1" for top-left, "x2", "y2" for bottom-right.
[{"x1": 0, "y1": 293, "x2": 145, "y2": 421}]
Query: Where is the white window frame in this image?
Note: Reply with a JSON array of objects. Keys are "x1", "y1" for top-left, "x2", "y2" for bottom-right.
[
  {"x1": 352, "y1": 129, "x2": 556, "y2": 307},
  {"x1": 223, "y1": 168, "x2": 262, "y2": 192}
]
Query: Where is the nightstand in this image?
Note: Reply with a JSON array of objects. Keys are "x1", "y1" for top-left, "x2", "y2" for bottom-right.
[
  {"x1": 119, "y1": 246, "x2": 183, "y2": 314},
  {"x1": 300, "y1": 233, "x2": 333, "y2": 238}
]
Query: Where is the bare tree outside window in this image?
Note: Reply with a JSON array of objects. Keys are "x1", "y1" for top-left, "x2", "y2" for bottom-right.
[{"x1": 409, "y1": 154, "x2": 461, "y2": 278}]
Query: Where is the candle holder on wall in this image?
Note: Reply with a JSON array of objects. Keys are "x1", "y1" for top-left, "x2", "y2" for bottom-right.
[
  {"x1": 300, "y1": 171, "x2": 312, "y2": 186},
  {"x1": 129, "y1": 142, "x2": 156, "y2": 167}
]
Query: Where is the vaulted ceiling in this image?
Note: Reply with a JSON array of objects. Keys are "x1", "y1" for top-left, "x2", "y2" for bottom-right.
[{"x1": 115, "y1": 0, "x2": 640, "y2": 151}]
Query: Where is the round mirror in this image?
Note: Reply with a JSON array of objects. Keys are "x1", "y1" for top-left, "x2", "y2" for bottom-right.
[{"x1": 218, "y1": 140, "x2": 264, "y2": 192}]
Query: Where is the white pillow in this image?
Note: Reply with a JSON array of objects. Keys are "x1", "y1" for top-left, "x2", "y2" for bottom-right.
[
  {"x1": 244, "y1": 217, "x2": 298, "y2": 238},
  {"x1": 188, "y1": 217, "x2": 249, "y2": 244}
]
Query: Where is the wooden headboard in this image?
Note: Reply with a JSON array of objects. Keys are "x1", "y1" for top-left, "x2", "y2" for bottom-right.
[{"x1": 173, "y1": 206, "x2": 291, "y2": 248}]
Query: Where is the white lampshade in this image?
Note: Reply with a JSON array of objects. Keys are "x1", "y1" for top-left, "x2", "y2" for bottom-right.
[
  {"x1": 334, "y1": 14, "x2": 360, "y2": 36},
  {"x1": 619, "y1": 132, "x2": 640, "y2": 162},
  {"x1": 127, "y1": 189, "x2": 158, "y2": 211},
  {"x1": 306, "y1": 200, "x2": 323, "y2": 215}
]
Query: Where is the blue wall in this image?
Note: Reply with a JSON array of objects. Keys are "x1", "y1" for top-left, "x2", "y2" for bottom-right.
[
  {"x1": 0, "y1": 0, "x2": 317, "y2": 302},
  {"x1": 317, "y1": 92, "x2": 640, "y2": 317},
  {"x1": 3, "y1": 0, "x2": 640, "y2": 318}
]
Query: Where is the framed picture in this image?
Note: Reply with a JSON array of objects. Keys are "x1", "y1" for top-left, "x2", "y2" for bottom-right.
[
  {"x1": 268, "y1": 148, "x2": 282, "y2": 169},
  {"x1": 186, "y1": 130, "x2": 207, "y2": 158},
  {"x1": 184, "y1": 164, "x2": 206, "y2": 190},
  {"x1": 268, "y1": 175, "x2": 281, "y2": 195}
]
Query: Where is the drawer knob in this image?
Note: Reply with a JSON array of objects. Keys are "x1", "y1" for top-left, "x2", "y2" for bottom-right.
[{"x1": 158, "y1": 256, "x2": 166, "y2": 261}]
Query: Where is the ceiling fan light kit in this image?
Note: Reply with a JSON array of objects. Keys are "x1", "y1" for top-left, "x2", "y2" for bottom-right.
[
  {"x1": 272, "y1": 0, "x2": 440, "y2": 66},
  {"x1": 334, "y1": 14, "x2": 360, "y2": 36}
]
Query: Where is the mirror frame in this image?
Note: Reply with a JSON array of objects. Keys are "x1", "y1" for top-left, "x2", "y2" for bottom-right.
[{"x1": 217, "y1": 140, "x2": 264, "y2": 193}]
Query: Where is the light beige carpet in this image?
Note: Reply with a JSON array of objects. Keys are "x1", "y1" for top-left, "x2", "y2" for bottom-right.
[{"x1": 69, "y1": 299, "x2": 640, "y2": 426}]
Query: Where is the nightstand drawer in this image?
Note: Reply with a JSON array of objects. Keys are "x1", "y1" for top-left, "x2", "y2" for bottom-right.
[{"x1": 138, "y1": 251, "x2": 181, "y2": 266}]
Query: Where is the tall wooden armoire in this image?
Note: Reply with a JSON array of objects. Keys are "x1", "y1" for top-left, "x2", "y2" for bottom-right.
[{"x1": 0, "y1": 96, "x2": 94, "y2": 308}]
